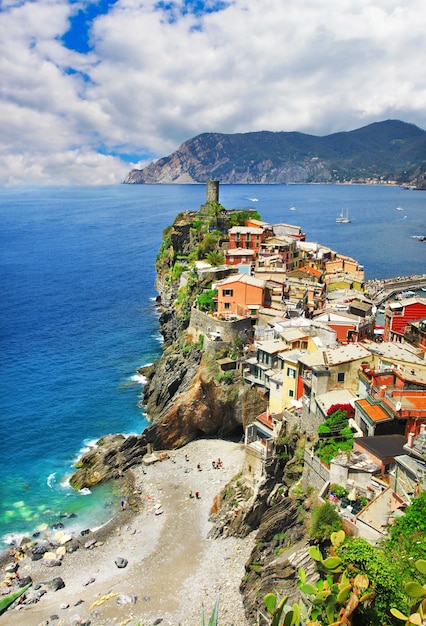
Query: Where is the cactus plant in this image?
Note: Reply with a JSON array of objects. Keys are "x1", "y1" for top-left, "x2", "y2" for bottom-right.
[
  {"x1": 296, "y1": 532, "x2": 375, "y2": 625},
  {"x1": 390, "y1": 560, "x2": 426, "y2": 626},
  {"x1": 262, "y1": 531, "x2": 377, "y2": 625},
  {"x1": 263, "y1": 592, "x2": 306, "y2": 626}
]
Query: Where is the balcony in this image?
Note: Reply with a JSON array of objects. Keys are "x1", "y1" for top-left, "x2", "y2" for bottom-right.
[{"x1": 301, "y1": 370, "x2": 312, "y2": 387}]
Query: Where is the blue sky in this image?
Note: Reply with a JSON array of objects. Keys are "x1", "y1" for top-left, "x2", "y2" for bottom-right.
[{"x1": 0, "y1": 0, "x2": 425, "y2": 185}]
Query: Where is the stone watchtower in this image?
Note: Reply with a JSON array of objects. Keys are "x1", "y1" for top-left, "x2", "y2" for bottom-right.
[{"x1": 200, "y1": 180, "x2": 220, "y2": 214}]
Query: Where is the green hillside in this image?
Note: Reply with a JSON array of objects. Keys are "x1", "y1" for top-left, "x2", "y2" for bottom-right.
[{"x1": 124, "y1": 120, "x2": 426, "y2": 186}]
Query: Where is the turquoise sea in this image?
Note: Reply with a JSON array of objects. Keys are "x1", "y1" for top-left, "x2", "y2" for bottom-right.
[{"x1": 1, "y1": 183, "x2": 425, "y2": 549}]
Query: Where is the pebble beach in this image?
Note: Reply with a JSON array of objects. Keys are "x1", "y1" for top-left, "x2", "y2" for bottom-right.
[{"x1": 2, "y1": 439, "x2": 255, "y2": 626}]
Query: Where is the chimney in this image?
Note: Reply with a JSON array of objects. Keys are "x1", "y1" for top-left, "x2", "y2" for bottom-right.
[{"x1": 408, "y1": 432, "x2": 415, "y2": 448}]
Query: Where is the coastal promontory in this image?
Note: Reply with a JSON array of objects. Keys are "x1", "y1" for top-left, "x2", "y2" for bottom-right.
[{"x1": 70, "y1": 194, "x2": 267, "y2": 488}]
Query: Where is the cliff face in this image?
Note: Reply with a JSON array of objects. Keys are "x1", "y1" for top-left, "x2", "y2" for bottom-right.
[
  {"x1": 143, "y1": 353, "x2": 265, "y2": 448},
  {"x1": 138, "y1": 210, "x2": 268, "y2": 449},
  {"x1": 208, "y1": 425, "x2": 313, "y2": 623},
  {"x1": 124, "y1": 120, "x2": 426, "y2": 185},
  {"x1": 124, "y1": 134, "x2": 328, "y2": 184}
]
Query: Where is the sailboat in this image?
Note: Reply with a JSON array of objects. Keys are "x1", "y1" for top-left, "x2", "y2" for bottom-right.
[{"x1": 336, "y1": 209, "x2": 352, "y2": 223}]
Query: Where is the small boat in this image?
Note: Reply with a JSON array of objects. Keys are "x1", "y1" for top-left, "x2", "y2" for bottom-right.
[
  {"x1": 396, "y1": 206, "x2": 404, "y2": 211},
  {"x1": 395, "y1": 290, "x2": 415, "y2": 300},
  {"x1": 290, "y1": 206, "x2": 296, "y2": 211},
  {"x1": 422, "y1": 287, "x2": 426, "y2": 292},
  {"x1": 336, "y1": 209, "x2": 352, "y2": 223}
]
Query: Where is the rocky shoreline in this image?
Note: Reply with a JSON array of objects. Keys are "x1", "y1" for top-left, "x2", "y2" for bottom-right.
[{"x1": 1, "y1": 439, "x2": 255, "y2": 625}]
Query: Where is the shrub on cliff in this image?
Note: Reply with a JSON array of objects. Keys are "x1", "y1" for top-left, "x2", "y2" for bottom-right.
[
  {"x1": 197, "y1": 289, "x2": 218, "y2": 312},
  {"x1": 229, "y1": 210, "x2": 261, "y2": 226},
  {"x1": 206, "y1": 250, "x2": 224, "y2": 266},
  {"x1": 309, "y1": 500, "x2": 343, "y2": 543},
  {"x1": 383, "y1": 493, "x2": 426, "y2": 579},
  {"x1": 155, "y1": 229, "x2": 173, "y2": 274}
]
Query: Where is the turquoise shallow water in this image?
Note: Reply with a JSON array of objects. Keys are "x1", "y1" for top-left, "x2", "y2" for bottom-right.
[{"x1": 0, "y1": 183, "x2": 425, "y2": 549}]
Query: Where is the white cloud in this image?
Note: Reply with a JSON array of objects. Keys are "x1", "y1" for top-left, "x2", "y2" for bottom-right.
[
  {"x1": 0, "y1": 0, "x2": 425, "y2": 185},
  {"x1": 0, "y1": 150, "x2": 130, "y2": 186}
]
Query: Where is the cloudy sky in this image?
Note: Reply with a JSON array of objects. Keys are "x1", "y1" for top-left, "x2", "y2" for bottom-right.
[{"x1": 1, "y1": 0, "x2": 425, "y2": 185}]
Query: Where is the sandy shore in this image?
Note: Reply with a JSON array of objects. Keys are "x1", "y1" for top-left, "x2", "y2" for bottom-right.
[{"x1": 3, "y1": 439, "x2": 255, "y2": 626}]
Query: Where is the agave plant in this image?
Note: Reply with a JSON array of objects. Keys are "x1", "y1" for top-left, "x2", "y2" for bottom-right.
[
  {"x1": 0, "y1": 582, "x2": 32, "y2": 615},
  {"x1": 201, "y1": 595, "x2": 220, "y2": 626}
]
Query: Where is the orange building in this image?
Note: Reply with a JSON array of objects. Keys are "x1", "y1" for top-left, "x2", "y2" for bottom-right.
[
  {"x1": 314, "y1": 310, "x2": 372, "y2": 343},
  {"x1": 214, "y1": 274, "x2": 269, "y2": 319},
  {"x1": 228, "y1": 226, "x2": 263, "y2": 254}
]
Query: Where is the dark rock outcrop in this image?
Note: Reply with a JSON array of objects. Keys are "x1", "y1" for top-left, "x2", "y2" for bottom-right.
[{"x1": 69, "y1": 430, "x2": 160, "y2": 489}]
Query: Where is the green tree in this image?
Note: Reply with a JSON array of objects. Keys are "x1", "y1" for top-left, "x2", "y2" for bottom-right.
[
  {"x1": 197, "y1": 289, "x2": 217, "y2": 313},
  {"x1": 229, "y1": 210, "x2": 261, "y2": 226},
  {"x1": 338, "y1": 537, "x2": 410, "y2": 625},
  {"x1": 206, "y1": 250, "x2": 224, "y2": 266},
  {"x1": 198, "y1": 232, "x2": 219, "y2": 258}
]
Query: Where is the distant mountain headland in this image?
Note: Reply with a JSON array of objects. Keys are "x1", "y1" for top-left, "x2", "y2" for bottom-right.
[{"x1": 124, "y1": 119, "x2": 426, "y2": 188}]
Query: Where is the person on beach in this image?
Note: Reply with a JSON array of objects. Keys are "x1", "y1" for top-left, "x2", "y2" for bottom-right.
[
  {"x1": 189, "y1": 490, "x2": 194, "y2": 498},
  {"x1": 197, "y1": 463, "x2": 202, "y2": 471},
  {"x1": 195, "y1": 491, "x2": 200, "y2": 499},
  {"x1": 121, "y1": 499, "x2": 126, "y2": 511}
]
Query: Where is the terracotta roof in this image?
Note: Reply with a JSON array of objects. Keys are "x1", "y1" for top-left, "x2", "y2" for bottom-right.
[
  {"x1": 297, "y1": 265, "x2": 322, "y2": 277},
  {"x1": 216, "y1": 273, "x2": 266, "y2": 288},
  {"x1": 392, "y1": 393, "x2": 426, "y2": 411},
  {"x1": 256, "y1": 411, "x2": 274, "y2": 428},
  {"x1": 228, "y1": 226, "x2": 263, "y2": 235},
  {"x1": 357, "y1": 399, "x2": 392, "y2": 423}
]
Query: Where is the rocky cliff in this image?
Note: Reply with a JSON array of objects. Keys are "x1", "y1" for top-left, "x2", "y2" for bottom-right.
[
  {"x1": 208, "y1": 424, "x2": 315, "y2": 623},
  {"x1": 70, "y1": 208, "x2": 267, "y2": 487},
  {"x1": 124, "y1": 133, "x2": 330, "y2": 184},
  {"x1": 124, "y1": 120, "x2": 426, "y2": 186}
]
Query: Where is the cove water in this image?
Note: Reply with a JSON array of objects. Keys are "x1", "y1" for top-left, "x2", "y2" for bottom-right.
[{"x1": 1, "y1": 183, "x2": 425, "y2": 549}]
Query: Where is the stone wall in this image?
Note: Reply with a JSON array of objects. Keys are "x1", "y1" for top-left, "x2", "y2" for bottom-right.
[
  {"x1": 302, "y1": 448, "x2": 329, "y2": 492},
  {"x1": 187, "y1": 307, "x2": 253, "y2": 344},
  {"x1": 285, "y1": 407, "x2": 319, "y2": 437}
]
